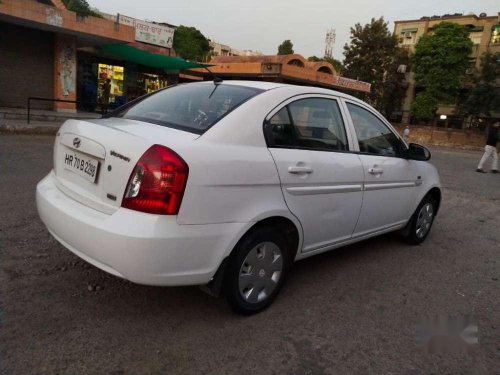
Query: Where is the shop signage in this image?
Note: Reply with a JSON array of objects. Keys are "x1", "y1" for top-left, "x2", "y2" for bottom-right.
[
  {"x1": 46, "y1": 7, "x2": 63, "y2": 27},
  {"x1": 332, "y1": 76, "x2": 371, "y2": 93},
  {"x1": 118, "y1": 14, "x2": 175, "y2": 49}
]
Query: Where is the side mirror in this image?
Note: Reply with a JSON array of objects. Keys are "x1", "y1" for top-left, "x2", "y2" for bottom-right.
[{"x1": 407, "y1": 143, "x2": 431, "y2": 161}]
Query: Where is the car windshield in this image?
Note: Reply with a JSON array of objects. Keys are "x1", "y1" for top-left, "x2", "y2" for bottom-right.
[{"x1": 116, "y1": 83, "x2": 264, "y2": 134}]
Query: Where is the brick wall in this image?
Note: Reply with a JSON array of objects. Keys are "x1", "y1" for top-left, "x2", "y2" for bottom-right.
[
  {"x1": 0, "y1": 22, "x2": 54, "y2": 109},
  {"x1": 393, "y1": 124, "x2": 487, "y2": 150}
]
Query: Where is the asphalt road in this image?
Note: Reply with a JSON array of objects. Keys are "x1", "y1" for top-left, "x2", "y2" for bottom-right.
[{"x1": 0, "y1": 135, "x2": 499, "y2": 375}]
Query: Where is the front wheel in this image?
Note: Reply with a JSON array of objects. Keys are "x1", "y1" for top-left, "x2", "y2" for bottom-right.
[
  {"x1": 223, "y1": 227, "x2": 291, "y2": 315},
  {"x1": 402, "y1": 194, "x2": 437, "y2": 245}
]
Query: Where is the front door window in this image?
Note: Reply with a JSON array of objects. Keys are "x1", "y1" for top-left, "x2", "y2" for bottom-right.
[{"x1": 346, "y1": 103, "x2": 406, "y2": 158}]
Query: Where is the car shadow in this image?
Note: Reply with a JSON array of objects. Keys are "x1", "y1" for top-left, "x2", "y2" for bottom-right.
[{"x1": 74, "y1": 231, "x2": 417, "y2": 322}]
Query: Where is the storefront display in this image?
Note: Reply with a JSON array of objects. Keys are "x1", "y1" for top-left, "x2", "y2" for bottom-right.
[
  {"x1": 97, "y1": 63, "x2": 125, "y2": 107},
  {"x1": 140, "y1": 73, "x2": 168, "y2": 94},
  {"x1": 76, "y1": 52, "x2": 178, "y2": 112}
]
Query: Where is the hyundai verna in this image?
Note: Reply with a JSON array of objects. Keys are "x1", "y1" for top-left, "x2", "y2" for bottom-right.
[{"x1": 36, "y1": 81, "x2": 441, "y2": 314}]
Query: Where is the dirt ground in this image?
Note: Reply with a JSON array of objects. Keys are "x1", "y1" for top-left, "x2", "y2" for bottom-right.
[{"x1": 0, "y1": 135, "x2": 499, "y2": 375}]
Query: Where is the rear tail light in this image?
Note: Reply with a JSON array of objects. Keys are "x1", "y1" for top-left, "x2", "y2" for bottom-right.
[{"x1": 122, "y1": 145, "x2": 189, "y2": 215}]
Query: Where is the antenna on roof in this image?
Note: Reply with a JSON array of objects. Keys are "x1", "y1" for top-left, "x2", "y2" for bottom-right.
[
  {"x1": 325, "y1": 28, "x2": 336, "y2": 59},
  {"x1": 203, "y1": 66, "x2": 223, "y2": 85}
]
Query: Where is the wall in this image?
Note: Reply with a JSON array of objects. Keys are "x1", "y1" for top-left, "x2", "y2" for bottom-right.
[
  {"x1": 0, "y1": 22, "x2": 54, "y2": 109},
  {"x1": 0, "y1": 0, "x2": 134, "y2": 43},
  {"x1": 393, "y1": 124, "x2": 486, "y2": 150},
  {"x1": 54, "y1": 34, "x2": 77, "y2": 112}
]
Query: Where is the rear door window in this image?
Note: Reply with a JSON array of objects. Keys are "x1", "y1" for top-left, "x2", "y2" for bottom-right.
[
  {"x1": 117, "y1": 83, "x2": 263, "y2": 134},
  {"x1": 265, "y1": 98, "x2": 348, "y2": 151}
]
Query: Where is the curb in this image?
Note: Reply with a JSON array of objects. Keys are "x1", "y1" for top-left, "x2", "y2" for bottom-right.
[{"x1": 0, "y1": 124, "x2": 59, "y2": 135}]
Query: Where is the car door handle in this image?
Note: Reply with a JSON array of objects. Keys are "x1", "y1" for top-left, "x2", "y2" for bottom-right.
[
  {"x1": 288, "y1": 166, "x2": 313, "y2": 174},
  {"x1": 368, "y1": 167, "x2": 383, "y2": 175}
]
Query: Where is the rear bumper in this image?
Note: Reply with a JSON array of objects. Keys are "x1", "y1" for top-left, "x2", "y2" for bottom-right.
[{"x1": 36, "y1": 171, "x2": 249, "y2": 286}]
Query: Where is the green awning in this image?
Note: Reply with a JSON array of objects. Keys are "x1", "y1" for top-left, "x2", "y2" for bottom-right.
[{"x1": 100, "y1": 44, "x2": 211, "y2": 71}]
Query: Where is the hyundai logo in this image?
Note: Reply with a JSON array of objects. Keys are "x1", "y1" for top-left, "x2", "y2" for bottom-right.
[{"x1": 73, "y1": 137, "x2": 81, "y2": 148}]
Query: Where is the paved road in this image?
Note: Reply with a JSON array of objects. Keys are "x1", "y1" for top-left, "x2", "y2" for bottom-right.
[{"x1": 0, "y1": 135, "x2": 499, "y2": 375}]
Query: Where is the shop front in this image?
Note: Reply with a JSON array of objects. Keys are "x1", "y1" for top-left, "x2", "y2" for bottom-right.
[{"x1": 77, "y1": 51, "x2": 174, "y2": 113}]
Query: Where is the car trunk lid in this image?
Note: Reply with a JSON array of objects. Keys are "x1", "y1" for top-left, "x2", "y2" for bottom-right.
[{"x1": 53, "y1": 118, "x2": 198, "y2": 214}]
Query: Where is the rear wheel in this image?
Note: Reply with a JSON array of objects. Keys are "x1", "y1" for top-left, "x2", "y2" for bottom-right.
[
  {"x1": 224, "y1": 227, "x2": 291, "y2": 315},
  {"x1": 402, "y1": 194, "x2": 437, "y2": 245}
]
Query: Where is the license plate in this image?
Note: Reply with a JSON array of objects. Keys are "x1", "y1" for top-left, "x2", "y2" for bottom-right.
[{"x1": 63, "y1": 151, "x2": 99, "y2": 183}]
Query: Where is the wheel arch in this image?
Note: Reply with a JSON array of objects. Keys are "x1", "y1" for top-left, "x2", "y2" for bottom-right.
[
  {"x1": 201, "y1": 214, "x2": 303, "y2": 297},
  {"x1": 427, "y1": 187, "x2": 442, "y2": 215},
  {"x1": 243, "y1": 216, "x2": 302, "y2": 260}
]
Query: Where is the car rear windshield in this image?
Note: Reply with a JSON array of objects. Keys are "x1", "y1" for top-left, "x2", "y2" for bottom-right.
[{"x1": 116, "y1": 83, "x2": 264, "y2": 134}]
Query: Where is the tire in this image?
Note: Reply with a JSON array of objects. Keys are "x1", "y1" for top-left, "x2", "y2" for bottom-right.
[
  {"x1": 223, "y1": 226, "x2": 292, "y2": 315},
  {"x1": 402, "y1": 194, "x2": 437, "y2": 245}
]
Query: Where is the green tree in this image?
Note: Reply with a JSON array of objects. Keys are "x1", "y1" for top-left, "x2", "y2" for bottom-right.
[
  {"x1": 411, "y1": 22, "x2": 473, "y2": 120},
  {"x1": 173, "y1": 26, "x2": 210, "y2": 62},
  {"x1": 307, "y1": 56, "x2": 344, "y2": 74},
  {"x1": 62, "y1": 0, "x2": 101, "y2": 17},
  {"x1": 461, "y1": 52, "x2": 500, "y2": 117},
  {"x1": 307, "y1": 55, "x2": 321, "y2": 62},
  {"x1": 324, "y1": 56, "x2": 344, "y2": 75},
  {"x1": 410, "y1": 91, "x2": 438, "y2": 122},
  {"x1": 277, "y1": 40, "x2": 294, "y2": 55},
  {"x1": 343, "y1": 17, "x2": 409, "y2": 117}
]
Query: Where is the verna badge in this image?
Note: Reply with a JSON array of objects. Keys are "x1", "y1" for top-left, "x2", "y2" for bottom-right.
[{"x1": 73, "y1": 137, "x2": 81, "y2": 148}]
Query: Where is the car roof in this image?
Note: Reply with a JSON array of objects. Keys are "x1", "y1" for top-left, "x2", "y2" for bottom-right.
[
  {"x1": 196, "y1": 80, "x2": 287, "y2": 90},
  {"x1": 195, "y1": 80, "x2": 362, "y2": 102}
]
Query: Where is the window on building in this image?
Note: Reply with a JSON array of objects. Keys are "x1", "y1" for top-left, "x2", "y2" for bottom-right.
[
  {"x1": 491, "y1": 25, "x2": 500, "y2": 44},
  {"x1": 401, "y1": 29, "x2": 418, "y2": 45},
  {"x1": 469, "y1": 32, "x2": 483, "y2": 45},
  {"x1": 287, "y1": 59, "x2": 305, "y2": 67}
]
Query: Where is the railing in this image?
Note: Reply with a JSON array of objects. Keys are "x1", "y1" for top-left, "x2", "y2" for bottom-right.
[{"x1": 27, "y1": 97, "x2": 79, "y2": 124}]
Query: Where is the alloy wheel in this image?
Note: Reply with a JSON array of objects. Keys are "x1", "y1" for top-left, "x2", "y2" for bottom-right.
[{"x1": 416, "y1": 202, "x2": 434, "y2": 239}]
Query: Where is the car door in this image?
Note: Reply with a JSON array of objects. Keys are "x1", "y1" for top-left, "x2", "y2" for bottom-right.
[
  {"x1": 264, "y1": 95, "x2": 364, "y2": 253},
  {"x1": 343, "y1": 101, "x2": 420, "y2": 237}
]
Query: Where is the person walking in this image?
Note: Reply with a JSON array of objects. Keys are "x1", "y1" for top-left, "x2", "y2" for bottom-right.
[
  {"x1": 403, "y1": 125, "x2": 410, "y2": 141},
  {"x1": 476, "y1": 121, "x2": 499, "y2": 173},
  {"x1": 101, "y1": 78, "x2": 111, "y2": 115}
]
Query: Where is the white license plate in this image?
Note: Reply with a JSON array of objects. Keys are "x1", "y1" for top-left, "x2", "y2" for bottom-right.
[{"x1": 63, "y1": 151, "x2": 99, "y2": 183}]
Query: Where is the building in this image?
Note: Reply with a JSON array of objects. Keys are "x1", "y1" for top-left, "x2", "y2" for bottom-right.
[
  {"x1": 190, "y1": 54, "x2": 371, "y2": 94},
  {"x1": 0, "y1": 0, "x2": 201, "y2": 113},
  {"x1": 394, "y1": 12, "x2": 500, "y2": 125},
  {"x1": 239, "y1": 50, "x2": 264, "y2": 57},
  {"x1": 208, "y1": 39, "x2": 263, "y2": 59}
]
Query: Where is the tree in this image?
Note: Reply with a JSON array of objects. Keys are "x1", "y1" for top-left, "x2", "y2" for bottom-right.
[
  {"x1": 410, "y1": 91, "x2": 438, "y2": 122},
  {"x1": 323, "y1": 56, "x2": 344, "y2": 75},
  {"x1": 307, "y1": 55, "x2": 321, "y2": 62},
  {"x1": 343, "y1": 17, "x2": 409, "y2": 117},
  {"x1": 308, "y1": 56, "x2": 344, "y2": 74},
  {"x1": 62, "y1": 0, "x2": 101, "y2": 17},
  {"x1": 411, "y1": 22, "x2": 473, "y2": 120},
  {"x1": 461, "y1": 52, "x2": 500, "y2": 117},
  {"x1": 277, "y1": 40, "x2": 294, "y2": 55},
  {"x1": 173, "y1": 26, "x2": 210, "y2": 62}
]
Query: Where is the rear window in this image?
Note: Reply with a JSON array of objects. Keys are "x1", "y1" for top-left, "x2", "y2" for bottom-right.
[{"x1": 116, "y1": 83, "x2": 264, "y2": 134}]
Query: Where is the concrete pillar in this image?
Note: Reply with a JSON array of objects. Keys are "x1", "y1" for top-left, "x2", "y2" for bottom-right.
[{"x1": 54, "y1": 33, "x2": 77, "y2": 112}]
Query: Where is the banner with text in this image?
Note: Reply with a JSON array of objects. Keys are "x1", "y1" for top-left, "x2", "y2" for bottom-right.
[{"x1": 118, "y1": 14, "x2": 175, "y2": 49}]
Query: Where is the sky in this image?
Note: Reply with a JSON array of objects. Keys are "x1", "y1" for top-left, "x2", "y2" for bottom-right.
[{"x1": 89, "y1": 0, "x2": 499, "y2": 60}]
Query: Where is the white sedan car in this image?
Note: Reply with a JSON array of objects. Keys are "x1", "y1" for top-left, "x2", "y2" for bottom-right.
[{"x1": 36, "y1": 81, "x2": 441, "y2": 314}]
